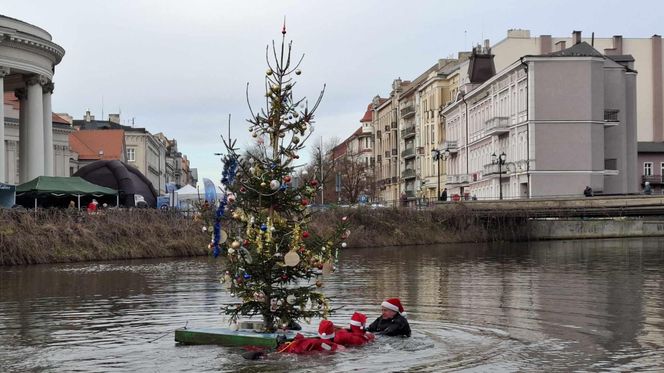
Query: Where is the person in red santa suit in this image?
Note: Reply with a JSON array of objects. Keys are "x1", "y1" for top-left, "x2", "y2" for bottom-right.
[
  {"x1": 277, "y1": 319, "x2": 345, "y2": 353},
  {"x1": 367, "y1": 298, "x2": 411, "y2": 337},
  {"x1": 334, "y1": 312, "x2": 375, "y2": 347}
]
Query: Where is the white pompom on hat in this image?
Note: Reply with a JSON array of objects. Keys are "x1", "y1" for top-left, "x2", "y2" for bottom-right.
[{"x1": 318, "y1": 319, "x2": 335, "y2": 339}]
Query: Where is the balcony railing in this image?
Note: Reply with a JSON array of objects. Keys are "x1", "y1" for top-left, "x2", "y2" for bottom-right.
[
  {"x1": 405, "y1": 190, "x2": 416, "y2": 198},
  {"x1": 642, "y1": 175, "x2": 663, "y2": 185},
  {"x1": 402, "y1": 168, "x2": 416, "y2": 179},
  {"x1": 401, "y1": 125, "x2": 416, "y2": 138},
  {"x1": 604, "y1": 109, "x2": 619, "y2": 122},
  {"x1": 485, "y1": 116, "x2": 509, "y2": 136},
  {"x1": 444, "y1": 140, "x2": 458, "y2": 153},
  {"x1": 401, "y1": 147, "x2": 415, "y2": 158},
  {"x1": 446, "y1": 174, "x2": 470, "y2": 185},
  {"x1": 401, "y1": 105, "x2": 415, "y2": 119}
]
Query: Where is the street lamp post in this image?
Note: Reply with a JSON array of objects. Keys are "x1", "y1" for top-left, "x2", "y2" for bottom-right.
[
  {"x1": 431, "y1": 149, "x2": 449, "y2": 201},
  {"x1": 492, "y1": 152, "x2": 506, "y2": 200}
]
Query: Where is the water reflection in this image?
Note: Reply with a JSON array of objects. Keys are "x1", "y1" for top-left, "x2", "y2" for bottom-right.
[{"x1": 0, "y1": 238, "x2": 663, "y2": 371}]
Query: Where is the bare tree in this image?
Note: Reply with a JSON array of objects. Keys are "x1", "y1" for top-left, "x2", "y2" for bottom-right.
[
  {"x1": 335, "y1": 147, "x2": 371, "y2": 204},
  {"x1": 304, "y1": 137, "x2": 338, "y2": 204}
]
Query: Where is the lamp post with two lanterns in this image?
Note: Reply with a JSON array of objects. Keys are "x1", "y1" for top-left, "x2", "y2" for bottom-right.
[
  {"x1": 432, "y1": 148, "x2": 450, "y2": 201},
  {"x1": 492, "y1": 152, "x2": 507, "y2": 200}
]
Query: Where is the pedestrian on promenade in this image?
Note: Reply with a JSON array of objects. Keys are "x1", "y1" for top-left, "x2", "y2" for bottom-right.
[{"x1": 440, "y1": 188, "x2": 448, "y2": 201}]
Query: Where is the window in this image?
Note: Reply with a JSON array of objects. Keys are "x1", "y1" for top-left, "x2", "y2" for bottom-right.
[
  {"x1": 644, "y1": 162, "x2": 653, "y2": 176},
  {"x1": 127, "y1": 148, "x2": 136, "y2": 162}
]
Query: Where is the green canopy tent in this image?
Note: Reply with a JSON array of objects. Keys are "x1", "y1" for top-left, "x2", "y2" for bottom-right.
[{"x1": 16, "y1": 176, "x2": 119, "y2": 209}]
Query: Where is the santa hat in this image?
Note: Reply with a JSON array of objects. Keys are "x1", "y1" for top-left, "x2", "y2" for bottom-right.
[
  {"x1": 349, "y1": 312, "x2": 367, "y2": 328},
  {"x1": 381, "y1": 298, "x2": 404, "y2": 314},
  {"x1": 318, "y1": 319, "x2": 335, "y2": 339}
]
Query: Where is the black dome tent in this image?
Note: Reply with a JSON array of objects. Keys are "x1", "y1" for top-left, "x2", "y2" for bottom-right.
[{"x1": 74, "y1": 160, "x2": 158, "y2": 208}]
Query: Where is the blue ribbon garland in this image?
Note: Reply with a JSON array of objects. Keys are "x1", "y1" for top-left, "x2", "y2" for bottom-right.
[{"x1": 213, "y1": 157, "x2": 237, "y2": 258}]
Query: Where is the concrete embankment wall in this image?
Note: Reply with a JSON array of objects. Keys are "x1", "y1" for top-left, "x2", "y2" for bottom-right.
[{"x1": 527, "y1": 219, "x2": 664, "y2": 240}]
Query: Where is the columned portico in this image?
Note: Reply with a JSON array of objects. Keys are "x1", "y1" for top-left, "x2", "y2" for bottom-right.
[
  {"x1": 43, "y1": 82, "x2": 54, "y2": 176},
  {"x1": 0, "y1": 66, "x2": 8, "y2": 183},
  {"x1": 26, "y1": 75, "x2": 46, "y2": 180},
  {"x1": 0, "y1": 15, "x2": 65, "y2": 183}
]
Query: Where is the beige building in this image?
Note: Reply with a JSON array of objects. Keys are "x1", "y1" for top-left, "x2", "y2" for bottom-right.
[
  {"x1": 442, "y1": 41, "x2": 638, "y2": 199},
  {"x1": 491, "y1": 30, "x2": 662, "y2": 142},
  {"x1": 73, "y1": 112, "x2": 168, "y2": 194}
]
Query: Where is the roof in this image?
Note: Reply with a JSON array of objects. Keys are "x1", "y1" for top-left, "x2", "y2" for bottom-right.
[
  {"x1": 360, "y1": 104, "x2": 373, "y2": 122},
  {"x1": 69, "y1": 129, "x2": 125, "y2": 161},
  {"x1": 547, "y1": 42, "x2": 603, "y2": 57},
  {"x1": 638, "y1": 142, "x2": 664, "y2": 153},
  {"x1": 17, "y1": 176, "x2": 117, "y2": 196}
]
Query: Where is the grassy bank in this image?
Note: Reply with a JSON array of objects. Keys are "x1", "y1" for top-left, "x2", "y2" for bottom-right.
[
  {"x1": 0, "y1": 209, "x2": 209, "y2": 266},
  {"x1": 311, "y1": 205, "x2": 529, "y2": 247},
  {"x1": 1, "y1": 205, "x2": 528, "y2": 266}
]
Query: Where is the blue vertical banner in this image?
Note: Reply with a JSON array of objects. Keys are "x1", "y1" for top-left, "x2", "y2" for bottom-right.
[
  {"x1": 0, "y1": 183, "x2": 16, "y2": 208},
  {"x1": 203, "y1": 178, "x2": 217, "y2": 203}
]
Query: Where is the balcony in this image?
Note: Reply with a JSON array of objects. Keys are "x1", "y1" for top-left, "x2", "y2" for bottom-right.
[
  {"x1": 444, "y1": 140, "x2": 458, "y2": 154},
  {"x1": 401, "y1": 125, "x2": 416, "y2": 138},
  {"x1": 446, "y1": 174, "x2": 470, "y2": 185},
  {"x1": 485, "y1": 117, "x2": 509, "y2": 136},
  {"x1": 401, "y1": 105, "x2": 415, "y2": 119},
  {"x1": 642, "y1": 175, "x2": 663, "y2": 185},
  {"x1": 405, "y1": 190, "x2": 416, "y2": 198},
  {"x1": 401, "y1": 147, "x2": 415, "y2": 159},
  {"x1": 483, "y1": 163, "x2": 507, "y2": 176},
  {"x1": 402, "y1": 168, "x2": 416, "y2": 179}
]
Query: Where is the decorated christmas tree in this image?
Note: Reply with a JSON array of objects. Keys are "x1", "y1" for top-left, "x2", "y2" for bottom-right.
[{"x1": 212, "y1": 24, "x2": 349, "y2": 333}]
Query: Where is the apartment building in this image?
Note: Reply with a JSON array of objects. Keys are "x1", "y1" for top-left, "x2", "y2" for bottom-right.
[{"x1": 441, "y1": 41, "x2": 637, "y2": 199}]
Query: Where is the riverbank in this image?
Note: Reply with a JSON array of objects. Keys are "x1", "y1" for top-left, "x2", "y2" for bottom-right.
[
  {"x1": 3, "y1": 201, "x2": 664, "y2": 265},
  {"x1": 0, "y1": 209, "x2": 208, "y2": 266}
]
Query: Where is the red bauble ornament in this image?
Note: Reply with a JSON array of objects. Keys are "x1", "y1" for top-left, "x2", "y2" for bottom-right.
[
  {"x1": 302, "y1": 231, "x2": 310, "y2": 238},
  {"x1": 240, "y1": 187, "x2": 247, "y2": 193},
  {"x1": 243, "y1": 239, "x2": 249, "y2": 245},
  {"x1": 283, "y1": 175, "x2": 292, "y2": 183},
  {"x1": 309, "y1": 179, "x2": 319, "y2": 188},
  {"x1": 281, "y1": 274, "x2": 289, "y2": 281},
  {"x1": 301, "y1": 198, "x2": 309, "y2": 206}
]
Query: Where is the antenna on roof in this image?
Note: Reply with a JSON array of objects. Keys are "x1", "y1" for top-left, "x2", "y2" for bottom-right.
[
  {"x1": 591, "y1": 32, "x2": 595, "y2": 47},
  {"x1": 101, "y1": 95, "x2": 104, "y2": 122},
  {"x1": 132, "y1": 117, "x2": 135, "y2": 127}
]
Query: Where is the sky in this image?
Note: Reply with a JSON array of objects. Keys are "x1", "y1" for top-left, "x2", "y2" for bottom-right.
[{"x1": 2, "y1": 0, "x2": 661, "y2": 186}]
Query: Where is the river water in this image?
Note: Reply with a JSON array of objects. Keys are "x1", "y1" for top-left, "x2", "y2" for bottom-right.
[{"x1": 1, "y1": 238, "x2": 663, "y2": 372}]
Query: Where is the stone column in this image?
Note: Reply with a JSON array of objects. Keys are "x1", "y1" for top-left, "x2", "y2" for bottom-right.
[
  {"x1": 0, "y1": 67, "x2": 9, "y2": 183},
  {"x1": 26, "y1": 75, "x2": 46, "y2": 181},
  {"x1": 16, "y1": 87, "x2": 28, "y2": 183},
  {"x1": 43, "y1": 81, "x2": 54, "y2": 176}
]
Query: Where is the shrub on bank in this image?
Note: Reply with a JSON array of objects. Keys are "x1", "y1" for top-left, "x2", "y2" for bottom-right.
[{"x1": 0, "y1": 209, "x2": 209, "y2": 266}]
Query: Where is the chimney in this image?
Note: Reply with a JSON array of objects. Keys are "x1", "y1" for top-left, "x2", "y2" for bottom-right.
[
  {"x1": 612, "y1": 35, "x2": 623, "y2": 54},
  {"x1": 483, "y1": 39, "x2": 490, "y2": 53},
  {"x1": 109, "y1": 113, "x2": 120, "y2": 124},
  {"x1": 573, "y1": 30, "x2": 582, "y2": 45},
  {"x1": 540, "y1": 35, "x2": 552, "y2": 54},
  {"x1": 84, "y1": 110, "x2": 91, "y2": 122},
  {"x1": 556, "y1": 40, "x2": 567, "y2": 51}
]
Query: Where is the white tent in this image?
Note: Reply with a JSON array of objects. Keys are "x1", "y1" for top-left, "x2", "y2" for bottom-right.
[{"x1": 175, "y1": 184, "x2": 199, "y2": 208}]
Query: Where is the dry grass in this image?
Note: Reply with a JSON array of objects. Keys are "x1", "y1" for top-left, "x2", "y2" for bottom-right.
[
  {"x1": 0, "y1": 209, "x2": 209, "y2": 266},
  {"x1": 309, "y1": 205, "x2": 529, "y2": 248}
]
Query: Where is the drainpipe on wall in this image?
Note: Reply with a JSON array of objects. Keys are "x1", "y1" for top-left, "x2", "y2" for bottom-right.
[{"x1": 520, "y1": 56, "x2": 530, "y2": 198}]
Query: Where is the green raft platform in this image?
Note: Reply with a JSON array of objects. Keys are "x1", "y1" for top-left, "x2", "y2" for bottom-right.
[{"x1": 174, "y1": 327, "x2": 300, "y2": 348}]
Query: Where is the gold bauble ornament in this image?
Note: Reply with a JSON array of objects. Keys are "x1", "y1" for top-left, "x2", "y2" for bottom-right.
[
  {"x1": 284, "y1": 251, "x2": 300, "y2": 267},
  {"x1": 231, "y1": 240, "x2": 240, "y2": 249}
]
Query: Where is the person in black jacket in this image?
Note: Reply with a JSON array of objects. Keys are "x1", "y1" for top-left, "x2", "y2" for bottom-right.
[{"x1": 367, "y1": 298, "x2": 411, "y2": 337}]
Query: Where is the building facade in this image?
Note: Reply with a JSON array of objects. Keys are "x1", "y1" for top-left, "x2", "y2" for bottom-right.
[
  {"x1": 0, "y1": 15, "x2": 66, "y2": 183},
  {"x1": 3, "y1": 93, "x2": 74, "y2": 184},
  {"x1": 442, "y1": 41, "x2": 638, "y2": 199}
]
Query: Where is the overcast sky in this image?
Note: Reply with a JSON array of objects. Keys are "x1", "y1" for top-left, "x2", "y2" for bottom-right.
[{"x1": 3, "y1": 0, "x2": 661, "y2": 185}]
